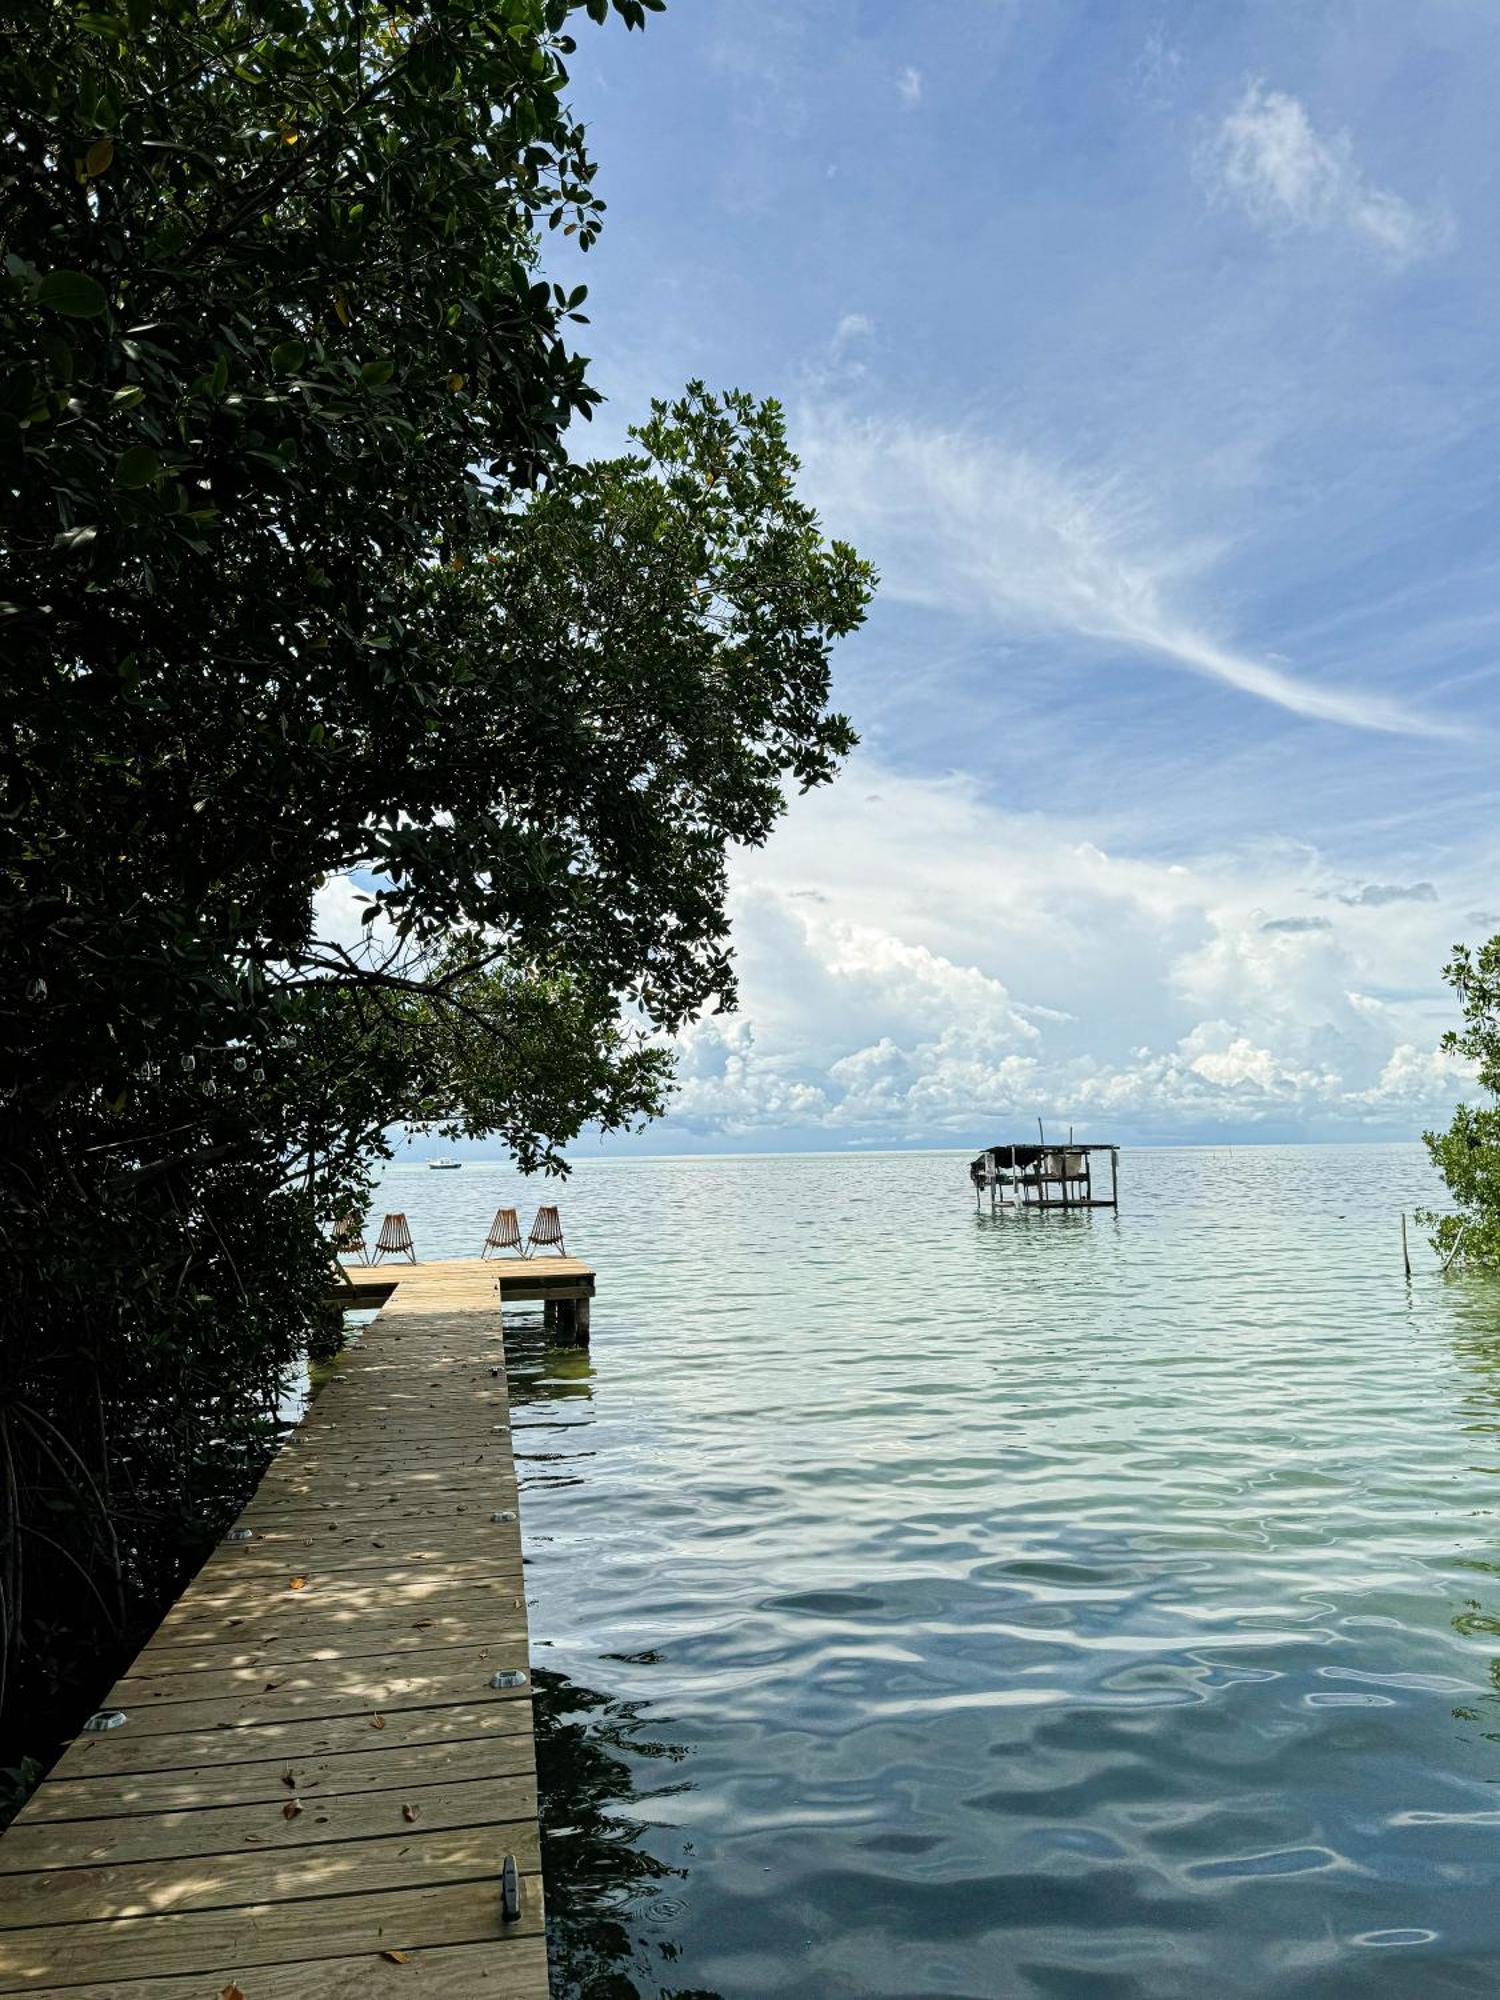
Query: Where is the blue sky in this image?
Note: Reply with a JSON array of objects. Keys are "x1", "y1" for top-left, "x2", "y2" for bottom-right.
[{"x1": 377, "y1": 2, "x2": 1500, "y2": 1154}]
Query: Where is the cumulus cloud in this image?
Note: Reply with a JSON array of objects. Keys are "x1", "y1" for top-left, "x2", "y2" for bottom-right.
[
  {"x1": 1207, "y1": 81, "x2": 1453, "y2": 266},
  {"x1": 797, "y1": 409, "x2": 1454, "y2": 737},
  {"x1": 653, "y1": 761, "x2": 1482, "y2": 1144}
]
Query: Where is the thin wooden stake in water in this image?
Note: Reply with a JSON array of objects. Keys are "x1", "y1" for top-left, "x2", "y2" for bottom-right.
[{"x1": 1401, "y1": 1212, "x2": 1411, "y2": 1280}]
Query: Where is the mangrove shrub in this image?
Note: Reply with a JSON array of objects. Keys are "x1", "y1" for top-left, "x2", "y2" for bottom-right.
[{"x1": 0, "y1": 0, "x2": 871, "y2": 1776}]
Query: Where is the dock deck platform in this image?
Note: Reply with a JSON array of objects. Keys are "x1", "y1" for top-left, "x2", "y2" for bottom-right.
[{"x1": 0, "y1": 1259, "x2": 550, "y2": 1998}]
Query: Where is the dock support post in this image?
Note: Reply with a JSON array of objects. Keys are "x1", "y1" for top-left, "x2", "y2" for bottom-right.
[
  {"x1": 550, "y1": 1296, "x2": 589, "y2": 1346},
  {"x1": 543, "y1": 1298, "x2": 558, "y2": 1332}
]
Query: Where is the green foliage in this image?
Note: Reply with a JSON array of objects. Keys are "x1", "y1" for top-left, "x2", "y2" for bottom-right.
[
  {"x1": 1423, "y1": 939, "x2": 1500, "y2": 1266},
  {"x1": 0, "y1": 0, "x2": 871, "y2": 1786}
]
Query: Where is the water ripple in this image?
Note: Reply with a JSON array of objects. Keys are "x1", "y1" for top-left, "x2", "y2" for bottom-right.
[{"x1": 375, "y1": 1142, "x2": 1500, "y2": 1997}]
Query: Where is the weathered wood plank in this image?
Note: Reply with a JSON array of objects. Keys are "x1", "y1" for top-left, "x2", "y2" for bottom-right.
[
  {"x1": 150, "y1": 1562, "x2": 528, "y2": 1629},
  {"x1": 10, "y1": 1734, "x2": 535, "y2": 1825},
  {"x1": 0, "y1": 1821, "x2": 541, "y2": 1923},
  {"x1": 38, "y1": 1701, "x2": 533, "y2": 1786},
  {"x1": 0, "y1": 1874, "x2": 543, "y2": 1990},
  {"x1": 175, "y1": 1530, "x2": 524, "y2": 1577},
  {"x1": 104, "y1": 1640, "x2": 532, "y2": 1735},
  {"x1": 18, "y1": 1933, "x2": 551, "y2": 2000},
  {"x1": 132, "y1": 1608, "x2": 527, "y2": 1677}
]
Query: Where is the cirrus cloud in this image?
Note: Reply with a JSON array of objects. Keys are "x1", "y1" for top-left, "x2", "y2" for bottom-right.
[{"x1": 1206, "y1": 81, "x2": 1454, "y2": 267}]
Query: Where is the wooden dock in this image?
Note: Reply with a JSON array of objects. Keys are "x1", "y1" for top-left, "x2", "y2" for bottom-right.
[
  {"x1": 0, "y1": 1257, "x2": 563, "y2": 1997},
  {"x1": 340, "y1": 1256, "x2": 595, "y2": 1345}
]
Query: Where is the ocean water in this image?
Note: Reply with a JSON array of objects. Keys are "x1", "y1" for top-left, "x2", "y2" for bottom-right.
[{"x1": 366, "y1": 1143, "x2": 1500, "y2": 2000}]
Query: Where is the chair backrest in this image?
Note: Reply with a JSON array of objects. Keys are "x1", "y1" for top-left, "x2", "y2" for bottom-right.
[
  {"x1": 528, "y1": 1204, "x2": 563, "y2": 1246},
  {"x1": 333, "y1": 1212, "x2": 364, "y2": 1248},
  {"x1": 485, "y1": 1206, "x2": 522, "y2": 1250},
  {"x1": 376, "y1": 1212, "x2": 413, "y2": 1253}
]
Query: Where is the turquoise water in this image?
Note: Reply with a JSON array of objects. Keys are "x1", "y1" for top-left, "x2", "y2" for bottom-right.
[{"x1": 369, "y1": 1144, "x2": 1500, "y2": 1998}]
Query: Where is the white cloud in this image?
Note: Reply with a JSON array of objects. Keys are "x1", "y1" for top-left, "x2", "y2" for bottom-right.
[
  {"x1": 310, "y1": 872, "x2": 393, "y2": 956},
  {"x1": 897, "y1": 65, "x2": 923, "y2": 108},
  {"x1": 798, "y1": 409, "x2": 1456, "y2": 738},
  {"x1": 653, "y1": 761, "x2": 1482, "y2": 1144},
  {"x1": 1129, "y1": 23, "x2": 1183, "y2": 109},
  {"x1": 1207, "y1": 81, "x2": 1453, "y2": 266},
  {"x1": 831, "y1": 312, "x2": 874, "y2": 355}
]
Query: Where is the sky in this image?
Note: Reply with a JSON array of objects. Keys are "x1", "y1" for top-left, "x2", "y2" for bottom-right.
[{"x1": 387, "y1": 0, "x2": 1500, "y2": 1156}]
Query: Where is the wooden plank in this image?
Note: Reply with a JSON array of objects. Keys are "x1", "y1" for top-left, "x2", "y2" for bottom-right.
[
  {"x1": 244, "y1": 1472, "x2": 518, "y2": 1505},
  {"x1": 0, "y1": 1875, "x2": 543, "y2": 1991},
  {"x1": 39, "y1": 1702, "x2": 533, "y2": 1786},
  {"x1": 104, "y1": 1640, "x2": 533, "y2": 1734},
  {"x1": 18, "y1": 1933, "x2": 550, "y2": 2000},
  {"x1": 235, "y1": 1497, "x2": 513, "y2": 1524},
  {"x1": 124, "y1": 1626, "x2": 528, "y2": 1692},
  {"x1": 12, "y1": 1734, "x2": 535, "y2": 1825},
  {"x1": 135, "y1": 1581, "x2": 524, "y2": 1649},
  {"x1": 0, "y1": 1822, "x2": 541, "y2": 1923},
  {"x1": 179, "y1": 1528, "x2": 524, "y2": 1575},
  {"x1": 132, "y1": 1609, "x2": 527, "y2": 1677},
  {"x1": 151, "y1": 1563, "x2": 528, "y2": 1628}
]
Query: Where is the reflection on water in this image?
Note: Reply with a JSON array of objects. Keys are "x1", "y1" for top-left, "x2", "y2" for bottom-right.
[
  {"x1": 373, "y1": 1144, "x2": 1500, "y2": 1998},
  {"x1": 507, "y1": 1316, "x2": 721, "y2": 1999},
  {"x1": 533, "y1": 1665, "x2": 715, "y2": 2000}
]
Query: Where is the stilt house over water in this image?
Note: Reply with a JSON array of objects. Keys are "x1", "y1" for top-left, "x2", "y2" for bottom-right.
[{"x1": 970, "y1": 1141, "x2": 1120, "y2": 1210}]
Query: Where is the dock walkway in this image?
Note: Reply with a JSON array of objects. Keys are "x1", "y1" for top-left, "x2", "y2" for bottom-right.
[{"x1": 0, "y1": 1259, "x2": 553, "y2": 1998}]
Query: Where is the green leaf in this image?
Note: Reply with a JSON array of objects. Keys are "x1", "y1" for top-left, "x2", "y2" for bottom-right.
[
  {"x1": 37, "y1": 271, "x2": 108, "y2": 319},
  {"x1": 111, "y1": 385, "x2": 145, "y2": 409},
  {"x1": 360, "y1": 359, "x2": 395, "y2": 387},
  {"x1": 115, "y1": 445, "x2": 161, "y2": 489},
  {"x1": 271, "y1": 340, "x2": 305, "y2": 374}
]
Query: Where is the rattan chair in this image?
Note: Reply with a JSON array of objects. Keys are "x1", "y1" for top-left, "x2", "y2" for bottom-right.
[
  {"x1": 332, "y1": 1212, "x2": 369, "y2": 1264},
  {"x1": 526, "y1": 1204, "x2": 566, "y2": 1257},
  {"x1": 373, "y1": 1212, "x2": 416, "y2": 1263},
  {"x1": 481, "y1": 1206, "x2": 524, "y2": 1259}
]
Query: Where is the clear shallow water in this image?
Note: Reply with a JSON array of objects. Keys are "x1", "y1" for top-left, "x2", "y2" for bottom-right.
[{"x1": 368, "y1": 1144, "x2": 1500, "y2": 1999}]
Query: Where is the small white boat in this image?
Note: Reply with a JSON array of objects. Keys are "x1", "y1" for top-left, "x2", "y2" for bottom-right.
[{"x1": 427, "y1": 1157, "x2": 462, "y2": 1171}]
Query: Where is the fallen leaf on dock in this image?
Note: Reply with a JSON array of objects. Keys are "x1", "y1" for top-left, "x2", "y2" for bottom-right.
[
  {"x1": 221, "y1": 1986, "x2": 246, "y2": 1999},
  {"x1": 289, "y1": 1575, "x2": 308, "y2": 1590},
  {"x1": 283, "y1": 1800, "x2": 302, "y2": 1820},
  {"x1": 381, "y1": 1949, "x2": 410, "y2": 1964},
  {"x1": 402, "y1": 1803, "x2": 419, "y2": 1822},
  {"x1": 280, "y1": 1769, "x2": 296, "y2": 1789},
  {"x1": 370, "y1": 1713, "x2": 387, "y2": 1729}
]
